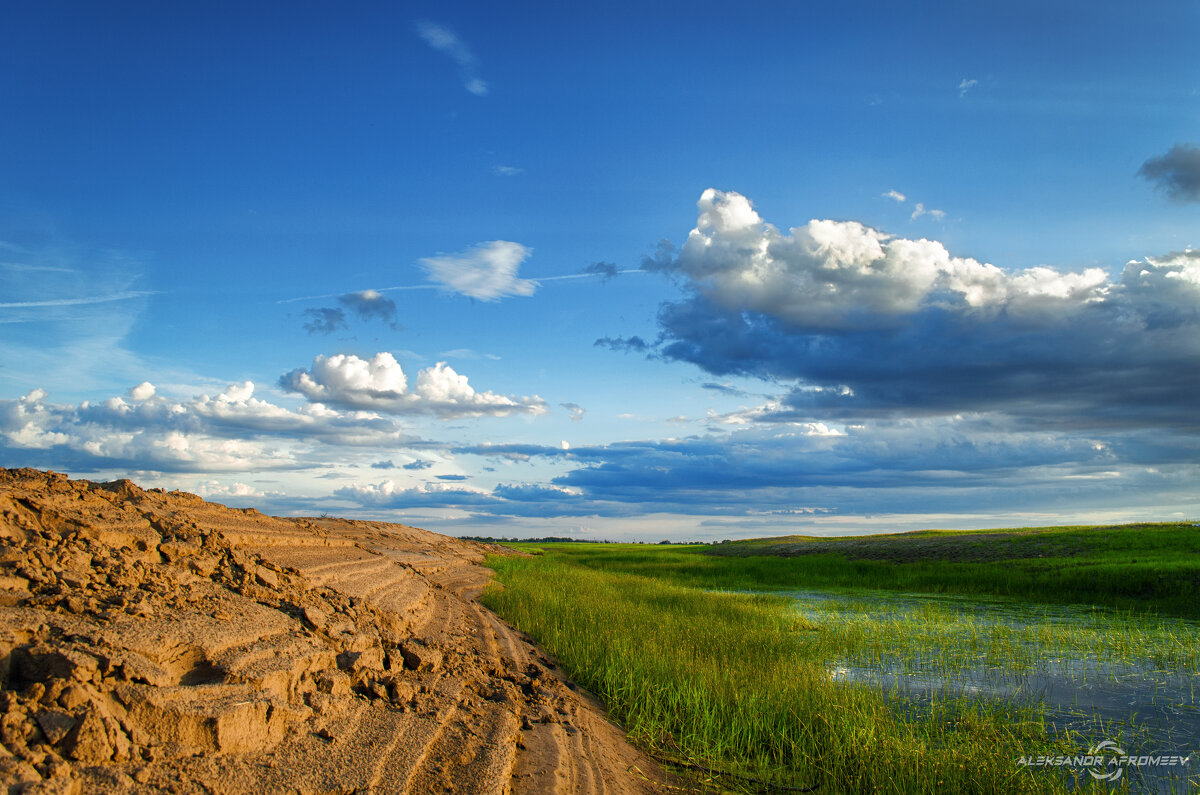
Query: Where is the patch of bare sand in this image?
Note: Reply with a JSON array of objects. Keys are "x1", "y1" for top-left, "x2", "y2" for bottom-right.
[{"x1": 0, "y1": 469, "x2": 677, "y2": 794}]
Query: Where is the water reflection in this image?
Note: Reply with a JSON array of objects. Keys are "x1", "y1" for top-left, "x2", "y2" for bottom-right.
[{"x1": 784, "y1": 590, "x2": 1199, "y2": 793}]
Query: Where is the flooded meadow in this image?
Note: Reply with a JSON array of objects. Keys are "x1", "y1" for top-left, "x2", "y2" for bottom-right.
[{"x1": 785, "y1": 589, "x2": 1200, "y2": 792}]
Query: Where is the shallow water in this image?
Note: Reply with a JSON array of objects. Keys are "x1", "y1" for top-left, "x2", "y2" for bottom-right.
[{"x1": 782, "y1": 589, "x2": 1200, "y2": 793}]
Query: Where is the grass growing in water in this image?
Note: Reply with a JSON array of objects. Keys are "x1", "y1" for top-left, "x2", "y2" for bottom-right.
[
  {"x1": 789, "y1": 591, "x2": 1200, "y2": 675},
  {"x1": 785, "y1": 588, "x2": 1200, "y2": 789},
  {"x1": 483, "y1": 549, "x2": 1107, "y2": 793}
]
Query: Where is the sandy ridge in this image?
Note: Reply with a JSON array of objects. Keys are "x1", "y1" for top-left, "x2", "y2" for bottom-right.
[{"x1": 0, "y1": 468, "x2": 675, "y2": 794}]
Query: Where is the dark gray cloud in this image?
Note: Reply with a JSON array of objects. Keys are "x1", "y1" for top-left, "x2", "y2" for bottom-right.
[
  {"x1": 304, "y1": 290, "x2": 399, "y2": 335},
  {"x1": 551, "y1": 427, "x2": 1103, "y2": 496},
  {"x1": 640, "y1": 239, "x2": 676, "y2": 272},
  {"x1": 594, "y1": 335, "x2": 649, "y2": 353},
  {"x1": 338, "y1": 290, "x2": 399, "y2": 329},
  {"x1": 701, "y1": 382, "x2": 750, "y2": 397},
  {"x1": 584, "y1": 262, "x2": 619, "y2": 281},
  {"x1": 625, "y1": 190, "x2": 1200, "y2": 432},
  {"x1": 1139, "y1": 143, "x2": 1200, "y2": 203},
  {"x1": 451, "y1": 442, "x2": 570, "y2": 461},
  {"x1": 302, "y1": 307, "x2": 346, "y2": 335},
  {"x1": 656, "y1": 294, "x2": 1200, "y2": 431},
  {"x1": 560, "y1": 402, "x2": 585, "y2": 422},
  {"x1": 556, "y1": 423, "x2": 1197, "y2": 519},
  {"x1": 402, "y1": 459, "x2": 434, "y2": 471}
]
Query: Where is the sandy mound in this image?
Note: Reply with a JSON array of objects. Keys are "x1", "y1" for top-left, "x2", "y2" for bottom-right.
[{"x1": 0, "y1": 469, "x2": 673, "y2": 794}]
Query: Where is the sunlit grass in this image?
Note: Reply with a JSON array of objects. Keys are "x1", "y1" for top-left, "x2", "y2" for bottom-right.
[
  {"x1": 517, "y1": 523, "x2": 1200, "y2": 620},
  {"x1": 704, "y1": 523, "x2": 1200, "y2": 620},
  {"x1": 483, "y1": 528, "x2": 1200, "y2": 792},
  {"x1": 483, "y1": 552, "x2": 1105, "y2": 793}
]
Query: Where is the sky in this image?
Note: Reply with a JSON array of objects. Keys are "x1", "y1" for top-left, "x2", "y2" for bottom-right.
[{"x1": 2, "y1": 0, "x2": 1198, "y2": 540}]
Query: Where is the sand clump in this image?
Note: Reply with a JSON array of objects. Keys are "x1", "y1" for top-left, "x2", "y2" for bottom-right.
[{"x1": 0, "y1": 468, "x2": 672, "y2": 794}]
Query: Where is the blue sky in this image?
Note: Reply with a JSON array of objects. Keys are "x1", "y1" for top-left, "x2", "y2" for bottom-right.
[{"x1": 2, "y1": 0, "x2": 1198, "y2": 539}]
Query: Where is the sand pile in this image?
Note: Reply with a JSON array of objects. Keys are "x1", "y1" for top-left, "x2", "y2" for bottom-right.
[{"x1": 0, "y1": 468, "x2": 670, "y2": 794}]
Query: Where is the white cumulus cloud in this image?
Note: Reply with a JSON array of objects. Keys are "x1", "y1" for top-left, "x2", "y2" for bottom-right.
[
  {"x1": 279, "y1": 352, "x2": 547, "y2": 418},
  {"x1": 672, "y1": 188, "x2": 1113, "y2": 330}
]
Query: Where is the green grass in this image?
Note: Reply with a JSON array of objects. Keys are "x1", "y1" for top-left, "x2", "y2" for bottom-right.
[
  {"x1": 515, "y1": 522, "x2": 1200, "y2": 620},
  {"x1": 481, "y1": 525, "x2": 1200, "y2": 792},
  {"x1": 482, "y1": 550, "x2": 1124, "y2": 793}
]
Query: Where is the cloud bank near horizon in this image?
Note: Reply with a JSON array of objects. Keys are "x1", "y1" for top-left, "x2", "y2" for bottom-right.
[
  {"x1": 4, "y1": 189, "x2": 1196, "y2": 535},
  {"x1": 0, "y1": 382, "x2": 413, "y2": 474}
]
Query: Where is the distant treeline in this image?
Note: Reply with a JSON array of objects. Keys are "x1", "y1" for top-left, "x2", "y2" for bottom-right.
[{"x1": 459, "y1": 536, "x2": 708, "y2": 545}]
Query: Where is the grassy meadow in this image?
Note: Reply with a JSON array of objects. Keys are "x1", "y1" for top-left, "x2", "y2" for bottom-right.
[{"x1": 480, "y1": 523, "x2": 1200, "y2": 793}]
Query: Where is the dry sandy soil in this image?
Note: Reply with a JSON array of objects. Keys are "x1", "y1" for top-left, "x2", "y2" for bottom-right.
[{"x1": 0, "y1": 468, "x2": 677, "y2": 794}]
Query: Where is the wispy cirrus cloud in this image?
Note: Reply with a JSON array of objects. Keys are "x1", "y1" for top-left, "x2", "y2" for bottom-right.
[
  {"x1": 282, "y1": 253, "x2": 641, "y2": 310},
  {"x1": 0, "y1": 290, "x2": 159, "y2": 308},
  {"x1": 0, "y1": 246, "x2": 163, "y2": 392},
  {"x1": 415, "y1": 20, "x2": 488, "y2": 96},
  {"x1": 438, "y1": 348, "x2": 501, "y2": 361},
  {"x1": 880, "y1": 188, "x2": 944, "y2": 220},
  {"x1": 910, "y1": 202, "x2": 945, "y2": 221},
  {"x1": 420, "y1": 240, "x2": 537, "y2": 300}
]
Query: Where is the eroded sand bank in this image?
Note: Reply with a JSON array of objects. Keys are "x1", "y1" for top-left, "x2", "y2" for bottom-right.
[{"x1": 0, "y1": 468, "x2": 673, "y2": 794}]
